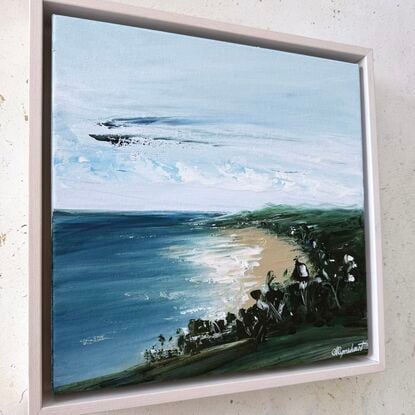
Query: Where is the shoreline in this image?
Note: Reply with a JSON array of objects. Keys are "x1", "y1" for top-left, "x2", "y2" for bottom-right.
[
  {"x1": 53, "y1": 206, "x2": 367, "y2": 394},
  {"x1": 221, "y1": 227, "x2": 308, "y2": 309}
]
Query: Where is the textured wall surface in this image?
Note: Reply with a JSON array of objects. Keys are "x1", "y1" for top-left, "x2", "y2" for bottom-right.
[{"x1": 0, "y1": 0, "x2": 414, "y2": 414}]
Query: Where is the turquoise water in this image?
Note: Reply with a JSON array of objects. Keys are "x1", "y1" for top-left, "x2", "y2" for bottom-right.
[{"x1": 52, "y1": 210, "x2": 260, "y2": 388}]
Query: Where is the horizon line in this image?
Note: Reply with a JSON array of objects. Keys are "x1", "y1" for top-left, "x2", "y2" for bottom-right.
[{"x1": 52, "y1": 203, "x2": 364, "y2": 215}]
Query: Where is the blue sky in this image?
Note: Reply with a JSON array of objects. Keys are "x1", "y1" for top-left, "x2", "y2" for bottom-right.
[{"x1": 52, "y1": 15, "x2": 364, "y2": 212}]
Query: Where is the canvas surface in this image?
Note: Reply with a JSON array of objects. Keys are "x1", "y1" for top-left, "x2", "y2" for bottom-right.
[{"x1": 51, "y1": 15, "x2": 368, "y2": 393}]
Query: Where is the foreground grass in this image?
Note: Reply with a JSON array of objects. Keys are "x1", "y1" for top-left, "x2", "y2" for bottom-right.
[
  {"x1": 208, "y1": 324, "x2": 367, "y2": 375},
  {"x1": 56, "y1": 325, "x2": 367, "y2": 394}
]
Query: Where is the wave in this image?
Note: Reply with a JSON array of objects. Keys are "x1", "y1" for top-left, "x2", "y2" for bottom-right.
[
  {"x1": 159, "y1": 290, "x2": 186, "y2": 300},
  {"x1": 124, "y1": 292, "x2": 150, "y2": 300},
  {"x1": 163, "y1": 231, "x2": 264, "y2": 318},
  {"x1": 80, "y1": 335, "x2": 110, "y2": 346}
]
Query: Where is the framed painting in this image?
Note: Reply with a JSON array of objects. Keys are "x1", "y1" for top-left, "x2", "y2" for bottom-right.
[{"x1": 29, "y1": 0, "x2": 384, "y2": 414}]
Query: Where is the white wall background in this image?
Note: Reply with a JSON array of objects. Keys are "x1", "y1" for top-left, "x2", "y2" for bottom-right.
[{"x1": 0, "y1": 0, "x2": 414, "y2": 414}]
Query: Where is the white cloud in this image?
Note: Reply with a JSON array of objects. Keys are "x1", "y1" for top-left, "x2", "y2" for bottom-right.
[{"x1": 175, "y1": 161, "x2": 277, "y2": 193}]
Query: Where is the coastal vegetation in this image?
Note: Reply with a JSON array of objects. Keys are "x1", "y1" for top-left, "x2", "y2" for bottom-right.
[{"x1": 142, "y1": 205, "x2": 367, "y2": 363}]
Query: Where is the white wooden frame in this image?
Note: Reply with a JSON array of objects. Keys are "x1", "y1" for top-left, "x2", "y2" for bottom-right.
[{"x1": 29, "y1": 0, "x2": 385, "y2": 413}]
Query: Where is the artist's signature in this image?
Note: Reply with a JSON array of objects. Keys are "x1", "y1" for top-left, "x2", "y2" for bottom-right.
[{"x1": 331, "y1": 341, "x2": 369, "y2": 358}]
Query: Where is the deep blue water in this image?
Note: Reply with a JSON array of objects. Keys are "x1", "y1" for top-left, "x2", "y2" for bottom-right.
[{"x1": 52, "y1": 210, "x2": 228, "y2": 387}]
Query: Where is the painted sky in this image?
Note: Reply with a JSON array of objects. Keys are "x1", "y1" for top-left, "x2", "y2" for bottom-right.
[{"x1": 52, "y1": 15, "x2": 364, "y2": 212}]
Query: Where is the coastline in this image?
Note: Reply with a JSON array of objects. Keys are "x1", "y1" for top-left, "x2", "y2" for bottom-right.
[
  {"x1": 53, "y1": 206, "x2": 367, "y2": 394},
  {"x1": 221, "y1": 227, "x2": 308, "y2": 309}
]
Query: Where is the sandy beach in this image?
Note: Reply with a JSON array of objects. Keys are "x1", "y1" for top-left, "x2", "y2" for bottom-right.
[{"x1": 222, "y1": 227, "x2": 308, "y2": 308}]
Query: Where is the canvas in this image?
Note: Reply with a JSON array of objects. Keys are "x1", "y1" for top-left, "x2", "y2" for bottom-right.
[{"x1": 51, "y1": 14, "x2": 368, "y2": 394}]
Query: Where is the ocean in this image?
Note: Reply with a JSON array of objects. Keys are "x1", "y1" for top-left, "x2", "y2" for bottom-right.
[{"x1": 51, "y1": 210, "x2": 263, "y2": 387}]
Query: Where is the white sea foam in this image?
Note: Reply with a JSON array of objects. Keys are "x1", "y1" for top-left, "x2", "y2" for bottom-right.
[
  {"x1": 179, "y1": 306, "x2": 211, "y2": 316},
  {"x1": 159, "y1": 291, "x2": 186, "y2": 300},
  {"x1": 165, "y1": 232, "x2": 264, "y2": 319},
  {"x1": 124, "y1": 292, "x2": 150, "y2": 301},
  {"x1": 80, "y1": 335, "x2": 110, "y2": 346}
]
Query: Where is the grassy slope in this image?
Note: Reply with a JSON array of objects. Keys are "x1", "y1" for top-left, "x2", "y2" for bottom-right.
[
  {"x1": 208, "y1": 325, "x2": 367, "y2": 376},
  {"x1": 56, "y1": 339, "x2": 258, "y2": 393},
  {"x1": 56, "y1": 325, "x2": 367, "y2": 394}
]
